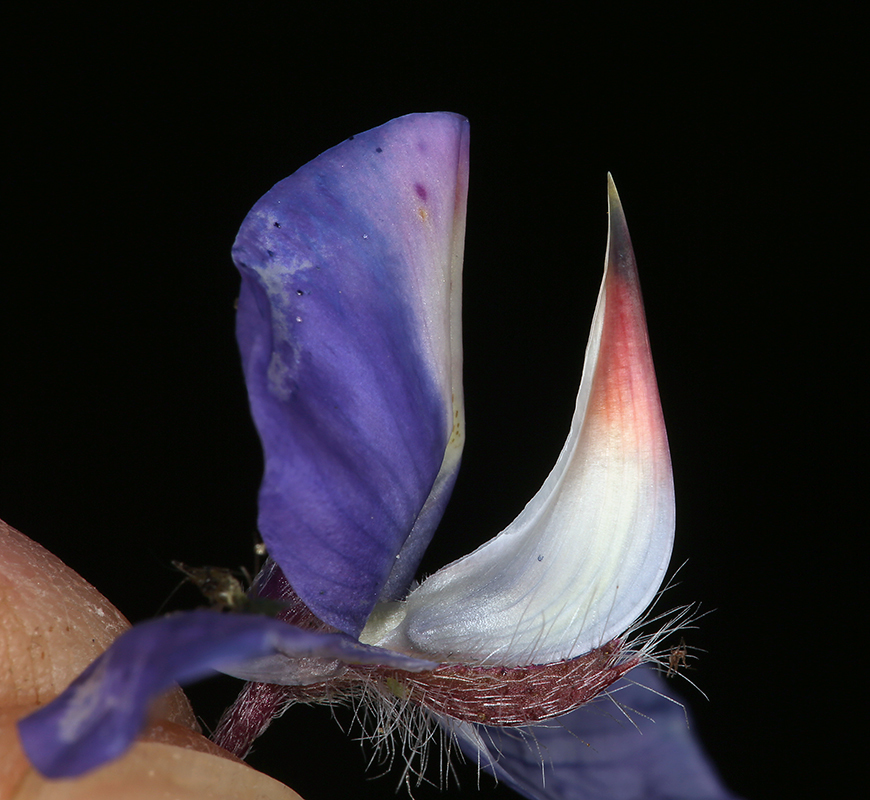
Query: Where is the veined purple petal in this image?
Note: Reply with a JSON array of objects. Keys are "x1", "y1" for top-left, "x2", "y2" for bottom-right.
[
  {"x1": 456, "y1": 666, "x2": 742, "y2": 800},
  {"x1": 234, "y1": 113, "x2": 468, "y2": 636},
  {"x1": 18, "y1": 609, "x2": 436, "y2": 778}
]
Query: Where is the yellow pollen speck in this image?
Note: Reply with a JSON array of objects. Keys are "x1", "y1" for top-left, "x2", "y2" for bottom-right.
[
  {"x1": 385, "y1": 676, "x2": 409, "y2": 699},
  {"x1": 417, "y1": 207, "x2": 428, "y2": 221}
]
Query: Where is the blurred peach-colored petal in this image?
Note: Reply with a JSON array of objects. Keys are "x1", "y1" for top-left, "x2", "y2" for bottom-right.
[
  {"x1": 0, "y1": 520, "x2": 302, "y2": 799},
  {"x1": 2, "y1": 705, "x2": 301, "y2": 800}
]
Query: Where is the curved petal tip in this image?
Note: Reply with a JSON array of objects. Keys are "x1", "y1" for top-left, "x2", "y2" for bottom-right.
[{"x1": 373, "y1": 177, "x2": 674, "y2": 666}]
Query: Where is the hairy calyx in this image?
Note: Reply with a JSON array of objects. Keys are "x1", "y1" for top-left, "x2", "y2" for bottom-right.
[{"x1": 213, "y1": 637, "x2": 638, "y2": 759}]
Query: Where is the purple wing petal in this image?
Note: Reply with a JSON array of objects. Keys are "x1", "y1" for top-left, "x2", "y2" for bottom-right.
[
  {"x1": 18, "y1": 610, "x2": 435, "y2": 778},
  {"x1": 455, "y1": 665, "x2": 741, "y2": 800},
  {"x1": 234, "y1": 112, "x2": 469, "y2": 636}
]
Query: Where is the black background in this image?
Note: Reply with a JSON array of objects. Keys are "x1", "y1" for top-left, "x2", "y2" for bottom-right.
[{"x1": 3, "y1": 6, "x2": 860, "y2": 799}]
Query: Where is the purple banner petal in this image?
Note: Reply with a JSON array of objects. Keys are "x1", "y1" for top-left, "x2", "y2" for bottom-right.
[
  {"x1": 18, "y1": 610, "x2": 435, "y2": 779},
  {"x1": 234, "y1": 112, "x2": 468, "y2": 636},
  {"x1": 457, "y1": 665, "x2": 742, "y2": 800}
]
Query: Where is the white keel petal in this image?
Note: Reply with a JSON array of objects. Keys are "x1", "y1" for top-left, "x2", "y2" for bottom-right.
[{"x1": 374, "y1": 176, "x2": 674, "y2": 666}]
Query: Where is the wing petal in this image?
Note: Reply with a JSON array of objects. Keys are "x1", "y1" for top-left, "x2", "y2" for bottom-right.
[{"x1": 18, "y1": 610, "x2": 435, "y2": 778}]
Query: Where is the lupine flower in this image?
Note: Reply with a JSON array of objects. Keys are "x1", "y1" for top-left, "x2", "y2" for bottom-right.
[{"x1": 18, "y1": 113, "x2": 713, "y2": 796}]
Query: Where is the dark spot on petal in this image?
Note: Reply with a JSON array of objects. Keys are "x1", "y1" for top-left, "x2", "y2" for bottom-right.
[
  {"x1": 273, "y1": 221, "x2": 281, "y2": 228},
  {"x1": 414, "y1": 183, "x2": 427, "y2": 201},
  {"x1": 296, "y1": 289, "x2": 304, "y2": 296},
  {"x1": 375, "y1": 147, "x2": 383, "y2": 153},
  {"x1": 537, "y1": 554, "x2": 544, "y2": 562},
  {"x1": 266, "y1": 249, "x2": 275, "y2": 258}
]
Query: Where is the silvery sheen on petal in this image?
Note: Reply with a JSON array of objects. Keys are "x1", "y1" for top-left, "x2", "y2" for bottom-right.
[{"x1": 366, "y1": 177, "x2": 675, "y2": 667}]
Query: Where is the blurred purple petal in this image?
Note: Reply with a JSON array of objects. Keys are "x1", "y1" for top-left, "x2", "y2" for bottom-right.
[
  {"x1": 234, "y1": 112, "x2": 469, "y2": 636},
  {"x1": 456, "y1": 665, "x2": 741, "y2": 800},
  {"x1": 18, "y1": 609, "x2": 435, "y2": 778}
]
